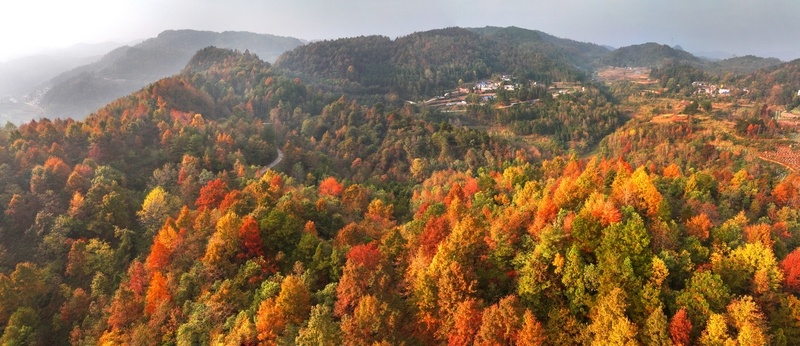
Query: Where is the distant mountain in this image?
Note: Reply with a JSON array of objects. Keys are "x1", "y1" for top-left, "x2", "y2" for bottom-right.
[
  {"x1": 0, "y1": 55, "x2": 94, "y2": 97},
  {"x1": 0, "y1": 42, "x2": 119, "y2": 97},
  {"x1": 597, "y1": 43, "x2": 781, "y2": 79},
  {"x1": 707, "y1": 55, "x2": 783, "y2": 76},
  {"x1": 600, "y1": 42, "x2": 703, "y2": 68},
  {"x1": 274, "y1": 27, "x2": 587, "y2": 99},
  {"x1": 693, "y1": 50, "x2": 737, "y2": 61},
  {"x1": 39, "y1": 30, "x2": 304, "y2": 120},
  {"x1": 45, "y1": 42, "x2": 123, "y2": 59}
]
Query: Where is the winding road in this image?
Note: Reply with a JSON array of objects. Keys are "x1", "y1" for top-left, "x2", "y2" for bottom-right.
[
  {"x1": 267, "y1": 149, "x2": 284, "y2": 169},
  {"x1": 257, "y1": 149, "x2": 283, "y2": 176}
]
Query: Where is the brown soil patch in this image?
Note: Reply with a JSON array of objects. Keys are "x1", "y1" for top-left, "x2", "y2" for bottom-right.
[
  {"x1": 649, "y1": 113, "x2": 688, "y2": 124},
  {"x1": 597, "y1": 67, "x2": 656, "y2": 84}
]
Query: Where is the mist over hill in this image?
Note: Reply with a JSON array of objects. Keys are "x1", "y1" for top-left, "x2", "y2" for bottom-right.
[
  {"x1": 0, "y1": 42, "x2": 120, "y2": 98},
  {"x1": 38, "y1": 30, "x2": 304, "y2": 120}
]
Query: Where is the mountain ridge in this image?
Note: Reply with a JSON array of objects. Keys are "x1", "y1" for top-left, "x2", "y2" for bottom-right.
[
  {"x1": 37, "y1": 30, "x2": 304, "y2": 120},
  {"x1": 2, "y1": 26, "x2": 793, "y2": 125},
  {"x1": 600, "y1": 42, "x2": 703, "y2": 67},
  {"x1": 274, "y1": 26, "x2": 590, "y2": 100}
]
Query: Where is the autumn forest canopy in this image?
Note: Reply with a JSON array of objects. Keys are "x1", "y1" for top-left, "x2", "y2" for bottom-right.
[{"x1": 2, "y1": 26, "x2": 800, "y2": 345}]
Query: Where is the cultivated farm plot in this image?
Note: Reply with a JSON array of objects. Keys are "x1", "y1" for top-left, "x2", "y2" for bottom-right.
[
  {"x1": 649, "y1": 113, "x2": 688, "y2": 124},
  {"x1": 780, "y1": 111, "x2": 800, "y2": 119},
  {"x1": 597, "y1": 67, "x2": 655, "y2": 84},
  {"x1": 778, "y1": 111, "x2": 800, "y2": 126},
  {"x1": 761, "y1": 146, "x2": 800, "y2": 172}
]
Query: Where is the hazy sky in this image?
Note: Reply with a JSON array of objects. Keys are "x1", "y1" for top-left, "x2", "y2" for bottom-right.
[{"x1": 1, "y1": 0, "x2": 798, "y2": 62}]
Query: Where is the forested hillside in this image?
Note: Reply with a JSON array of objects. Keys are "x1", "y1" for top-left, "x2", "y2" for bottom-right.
[
  {"x1": 601, "y1": 42, "x2": 704, "y2": 68},
  {"x1": 737, "y1": 60, "x2": 800, "y2": 106},
  {"x1": 274, "y1": 27, "x2": 586, "y2": 100},
  {"x1": 1, "y1": 27, "x2": 800, "y2": 346},
  {"x1": 707, "y1": 55, "x2": 783, "y2": 78},
  {"x1": 467, "y1": 26, "x2": 611, "y2": 70}
]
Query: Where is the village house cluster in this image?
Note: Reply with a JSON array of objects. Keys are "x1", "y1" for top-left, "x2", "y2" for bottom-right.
[
  {"x1": 475, "y1": 75, "x2": 517, "y2": 93},
  {"x1": 692, "y1": 81, "x2": 733, "y2": 96},
  {"x1": 422, "y1": 74, "x2": 584, "y2": 111}
]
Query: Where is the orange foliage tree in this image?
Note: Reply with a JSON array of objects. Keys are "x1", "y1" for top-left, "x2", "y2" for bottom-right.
[
  {"x1": 144, "y1": 272, "x2": 169, "y2": 314},
  {"x1": 686, "y1": 213, "x2": 712, "y2": 241},
  {"x1": 335, "y1": 242, "x2": 382, "y2": 316},
  {"x1": 318, "y1": 176, "x2": 343, "y2": 197},
  {"x1": 474, "y1": 295, "x2": 523, "y2": 345},
  {"x1": 418, "y1": 216, "x2": 450, "y2": 259},
  {"x1": 238, "y1": 216, "x2": 263, "y2": 259},
  {"x1": 195, "y1": 178, "x2": 229, "y2": 210},
  {"x1": 518, "y1": 310, "x2": 547, "y2": 346},
  {"x1": 669, "y1": 307, "x2": 692, "y2": 346},
  {"x1": 744, "y1": 223, "x2": 773, "y2": 249},
  {"x1": 781, "y1": 248, "x2": 800, "y2": 293},
  {"x1": 447, "y1": 298, "x2": 483, "y2": 346},
  {"x1": 107, "y1": 283, "x2": 141, "y2": 331},
  {"x1": 145, "y1": 222, "x2": 183, "y2": 272},
  {"x1": 255, "y1": 298, "x2": 285, "y2": 344}
]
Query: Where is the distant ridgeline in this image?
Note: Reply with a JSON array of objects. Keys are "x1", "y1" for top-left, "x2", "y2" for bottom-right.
[
  {"x1": 273, "y1": 27, "x2": 605, "y2": 100},
  {"x1": 19, "y1": 26, "x2": 792, "y2": 122},
  {"x1": 39, "y1": 30, "x2": 304, "y2": 120}
]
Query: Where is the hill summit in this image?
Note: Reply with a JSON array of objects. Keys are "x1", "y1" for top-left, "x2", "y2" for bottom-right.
[{"x1": 601, "y1": 42, "x2": 703, "y2": 67}]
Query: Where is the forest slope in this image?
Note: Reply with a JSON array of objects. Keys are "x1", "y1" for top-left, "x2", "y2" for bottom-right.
[
  {"x1": 0, "y1": 33, "x2": 798, "y2": 346},
  {"x1": 601, "y1": 42, "x2": 704, "y2": 68},
  {"x1": 274, "y1": 27, "x2": 586, "y2": 100},
  {"x1": 467, "y1": 26, "x2": 611, "y2": 70},
  {"x1": 707, "y1": 55, "x2": 783, "y2": 77}
]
